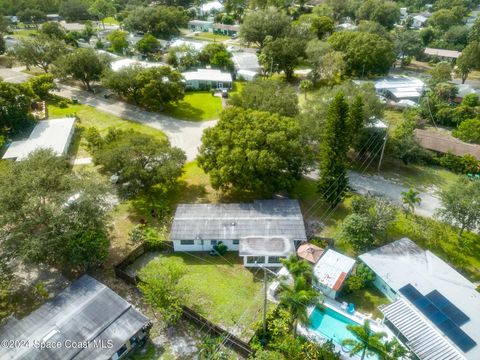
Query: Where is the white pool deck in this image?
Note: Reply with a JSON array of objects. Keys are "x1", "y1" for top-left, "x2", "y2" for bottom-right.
[{"x1": 299, "y1": 298, "x2": 398, "y2": 360}]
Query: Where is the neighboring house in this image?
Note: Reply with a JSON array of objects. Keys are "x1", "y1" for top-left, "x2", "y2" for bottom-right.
[
  {"x1": 188, "y1": 20, "x2": 214, "y2": 32},
  {"x1": 313, "y1": 249, "x2": 355, "y2": 299},
  {"x1": 61, "y1": 21, "x2": 86, "y2": 32},
  {"x1": 46, "y1": 14, "x2": 62, "y2": 22},
  {"x1": 111, "y1": 58, "x2": 162, "y2": 72},
  {"x1": 182, "y1": 68, "x2": 233, "y2": 90},
  {"x1": 415, "y1": 129, "x2": 480, "y2": 160},
  {"x1": 213, "y1": 23, "x2": 240, "y2": 36},
  {"x1": 374, "y1": 76, "x2": 426, "y2": 103},
  {"x1": 0, "y1": 275, "x2": 151, "y2": 360},
  {"x1": 412, "y1": 14, "x2": 429, "y2": 29},
  {"x1": 170, "y1": 200, "x2": 307, "y2": 267},
  {"x1": 2, "y1": 118, "x2": 76, "y2": 161},
  {"x1": 359, "y1": 238, "x2": 480, "y2": 360},
  {"x1": 424, "y1": 47, "x2": 461, "y2": 62},
  {"x1": 455, "y1": 84, "x2": 480, "y2": 103},
  {"x1": 197, "y1": 0, "x2": 224, "y2": 16}
]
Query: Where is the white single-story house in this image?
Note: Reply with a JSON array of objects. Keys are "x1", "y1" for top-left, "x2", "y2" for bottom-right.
[
  {"x1": 424, "y1": 47, "x2": 461, "y2": 61},
  {"x1": 0, "y1": 275, "x2": 151, "y2": 360},
  {"x1": 313, "y1": 249, "x2": 355, "y2": 299},
  {"x1": 169, "y1": 38, "x2": 207, "y2": 52},
  {"x1": 110, "y1": 58, "x2": 162, "y2": 72},
  {"x1": 182, "y1": 68, "x2": 233, "y2": 90},
  {"x1": 197, "y1": 0, "x2": 224, "y2": 16},
  {"x1": 2, "y1": 118, "x2": 76, "y2": 161},
  {"x1": 188, "y1": 20, "x2": 214, "y2": 32},
  {"x1": 360, "y1": 238, "x2": 480, "y2": 360},
  {"x1": 374, "y1": 76, "x2": 426, "y2": 103},
  {"x1": 213, "y1": 23, "x2": 240, "y2": 36},
  {"x1": 170, "y1": 200, "x2": 307, "y2": 267},
  {"x1": 412, "y1": 14, "x2": 429, "y2": 29},
  {"x1": 237, "y1": 69, "x2": 258, "y2": 81}
]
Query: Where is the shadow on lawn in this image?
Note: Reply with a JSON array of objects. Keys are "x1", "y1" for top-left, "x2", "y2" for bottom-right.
[{"x1": 164, "y1": 101, "x2": 206, "y2": 121}]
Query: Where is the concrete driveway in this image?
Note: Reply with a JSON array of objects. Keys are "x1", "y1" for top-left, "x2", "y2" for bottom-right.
[
  {"x1": 0, "y1": 67, "x2": 32, "y2": 83},
  {"x1": 54, "y1": 83, "x2": 216, "y2": 161}
]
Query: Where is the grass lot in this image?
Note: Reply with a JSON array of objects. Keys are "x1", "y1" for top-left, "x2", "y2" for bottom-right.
[
  {"x1": 229, "y1": 81, "x2": 246, "y2": 97},
  {"x1": 185, "y1": 32, "x2": 231, "y2": 42},
  {"x1": 139, "y1": 252, "x2": 268, "y2": 340},
  {"x1": 102, "y1": 17, "x2": 120, "y2": 25},
  {"x1": 338, "y1": 285, "x2": 390, "y2": 319},
  {"x1": 13, "y1": 29, "x2": 38, "y2": 38},
  {"x1": 48, "y1": 100, "x2": 167, "y2": 158},
  {"x1": 163, "y1": 91, "x2": 222, "y2": 121},
  {"x1": 127, "y1": 339, "x2": 175, "y2": 360}
]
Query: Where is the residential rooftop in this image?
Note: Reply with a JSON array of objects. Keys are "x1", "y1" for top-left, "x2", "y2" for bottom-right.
[
  {"x1": 2, "y1": 118, "x2": 76, "y2": 161},
  {"x1": 313, "y1": 249, "x2": 355, "y2": 291},
  {"x1": 360, "y1": 238, "x2": 480, "y2": 359},
  {"x1": 182, "y1": 68, "x2": 233, "y2": 83},
  {"x1": 239, "y1": 236, "x2": 295, "y2": 257},
  {"x1": 170, "y1": 200, "x2": 307, "y2": 241},
  {"x1": 424, "y1": 47, "x2": 462, "y2": 59},
  {"x1": 0, "y1": 275, "x2": 150, "y2": 360}
]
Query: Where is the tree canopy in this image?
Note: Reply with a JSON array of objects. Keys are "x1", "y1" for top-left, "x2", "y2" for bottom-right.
[
  {"x1": 88, "y1": 128, "x2": 186, "y2": 197},
  {"x1": 198, "y1": 107, "x2": 313, "y2": 195},
  {"x1": 13, "y1": 35, "x2": 68, "y2": 73},
  {"x1": 437, "y1": 177, "x2": 480, "y2": 236},
  {"x1": 240, "y1": 7, "x2": 291, "y2": 47},
  {"x1": 0, "y1": 150, "x2": 110, "y2": 272},
  {"x1": 228, "y1": 78, "x2": 299, "y2": 117},
  {"x1": 123, "y1": 6, "x2": 189, "y2": 39},
  {"x1": 53, "y1": 48, "x2": 111, "y2": 91},
  {"x1": 328, "y1": 31, "x2": 395, "y2": 77}
]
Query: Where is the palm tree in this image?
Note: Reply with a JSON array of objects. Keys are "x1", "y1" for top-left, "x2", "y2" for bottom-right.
[
  {"x1": 279, "y1": 276, "x2": 319, "y2": 336},
  {"x1": 381, "y1": 338, "x2": 409, "y2": 360},
  {"x1": 299, "y1": 79, "x2": 313, "y2": 100},
  {"x1": 401, "y1": 187, "x2": 421, "y2": 215},
  {"x1": 342, "y1": 320, "x2": 386, "y2": 360},
  {"x1": 281, "y1": 255, "x2": 313, "y2": 284}
]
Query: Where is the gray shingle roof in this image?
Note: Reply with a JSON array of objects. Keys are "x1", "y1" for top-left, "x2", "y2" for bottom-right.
[
  {"x1": 0, "y1": 275, "x2": 150, "y2": 360},
  {"x1": 170, "y1": 200, "x2": 307, "y2": 241}
]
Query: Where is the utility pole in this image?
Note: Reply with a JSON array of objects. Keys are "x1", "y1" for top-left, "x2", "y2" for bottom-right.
[
  {"x1": 378, "y1": 132, "x2": 388, "y2": 172},
  {"x1": 263, "y1": 266, "x2": 267, "y2": 333}
]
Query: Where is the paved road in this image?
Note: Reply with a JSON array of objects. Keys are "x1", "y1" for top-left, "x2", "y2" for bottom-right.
[
  {"x1": 306, "y1": 170, "x2": 442, "y2": 218},
  {"x1": 54, "y1": 83, "x2": 216, "y2": 161},
  {"x1": 0, "y1": 67, "x2": 32, "y2": 83}
]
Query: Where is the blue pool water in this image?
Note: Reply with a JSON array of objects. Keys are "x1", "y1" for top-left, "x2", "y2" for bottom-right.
[{"x1": 309, "y1": 306, "x2": 359, "y2": 345}]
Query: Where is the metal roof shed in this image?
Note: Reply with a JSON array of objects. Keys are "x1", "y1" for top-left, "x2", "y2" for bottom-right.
[{"x1": 313, "y1": 249, "x2": 355, "y2": 299}]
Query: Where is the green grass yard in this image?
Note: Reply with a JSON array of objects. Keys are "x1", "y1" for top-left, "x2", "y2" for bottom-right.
[
  {"x1": 48, "y1": 100, "x2": 167, "y2": 158},
  {"x1": 184, "y1": 32, "x2": 231, "y2": 42},
  {"x1": 338, "y1": 285, "x2": 390, "y2": 319},
  {"x1": 163, "y1": 91, "x2": 222, "y2": 121},
  {"x1": 139, "y1": 252, "x2": 268, "y2": 340}
]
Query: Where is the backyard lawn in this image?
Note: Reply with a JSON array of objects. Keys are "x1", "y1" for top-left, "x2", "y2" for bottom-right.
[
  {"x1": 48, "y1": 100, "x2": 167, "y2": 158},
  {"x1": 184, "y1": 32, "x2": 231, "y2": 42},
  {"x1": 338, "y1": 285, "x2": 390, "y2": 319},
  {"x1": 163, "y1": 91, "x2": 222, "y2": 121},
  {"x1": 136, "y1": 252, "x2": 268, "y2": 340}
]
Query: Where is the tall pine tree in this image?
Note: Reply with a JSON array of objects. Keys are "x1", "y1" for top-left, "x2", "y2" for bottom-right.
[
  {"x1": 348, "y1": 95, "x2": 365, "y2": 143},
  {"x1": 318, "y1": 92, "x2": 350, "y2": 205}
]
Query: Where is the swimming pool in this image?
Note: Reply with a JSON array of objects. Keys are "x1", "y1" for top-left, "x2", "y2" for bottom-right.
[{"x1": 308, "y1": 306, "x2": 360, "y2": 345}]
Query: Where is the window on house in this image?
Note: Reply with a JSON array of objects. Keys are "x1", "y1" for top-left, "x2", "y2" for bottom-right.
[
  {"x1": 116, "y1": 344, "x2": 128, "y2": 357},
  {"x1": 180, "y1": 240, "x2": 194, "y2": 245},
  {"x1": 268, "y1": 256, "x2": 284, "y2": 264},
  {"x1": 211, "y1": 240, "x2": 217, "y2": 245},
  {"x1": 233, "y1": 240, "x2": 239, "y2": 245},
  {"x1": 247, "y1": 256, "x2": 265, "y2": 264}
]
